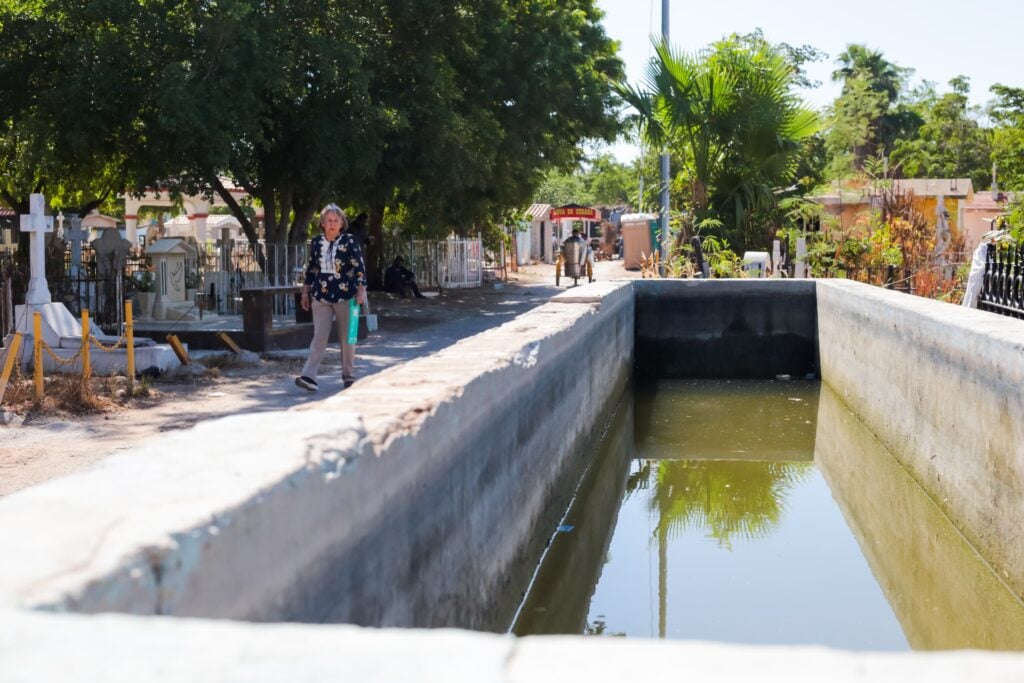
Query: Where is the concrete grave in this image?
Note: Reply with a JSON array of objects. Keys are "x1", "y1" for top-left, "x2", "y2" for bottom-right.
[{"x1": 146, "y1": 237, "x2": 199, "y2": 321}]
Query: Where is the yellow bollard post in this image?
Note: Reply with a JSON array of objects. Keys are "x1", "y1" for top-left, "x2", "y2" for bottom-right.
[
  {"x1": 125, "y1": 300, "x2": 135, "y2": 391},
  {"x1": 166, "y1": 334, "x2": 190, "y2": 366},
  {"x1": 0, "y1": 332, "x2": 23, "y2": 405},
  {"x1": 216, "y1": 331, "x2": 243, "y2": 354},
  {"x1": 33, "y1": 312, "x2": 43, "y2": 400},
  {"x1": 81, "y1": 309, "x2": 91, "y2": 379}
]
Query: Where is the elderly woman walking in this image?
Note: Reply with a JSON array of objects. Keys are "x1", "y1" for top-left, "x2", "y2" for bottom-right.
[{"x1": 295, "y1": 203, "x2": 367, "y2": 392}]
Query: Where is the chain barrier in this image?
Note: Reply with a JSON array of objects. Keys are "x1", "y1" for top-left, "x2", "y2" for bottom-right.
[
  {"x1": 88, "y1": 331, "x2": 128, "y2": 352},
  {"x1": 39, "y1": 339, "x2": 84, "y2": 367}
]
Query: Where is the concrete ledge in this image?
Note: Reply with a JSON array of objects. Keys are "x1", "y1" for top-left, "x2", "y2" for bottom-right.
[
  {"x1": 3, "y1": 611, "x2": 1024, "y2": 682},
  {"x1": 0, "y1": 281, "x2": 635, "y2": 630},
  {"x1": 816, "y1": 279, "x2": 1024, "y2": 601}
]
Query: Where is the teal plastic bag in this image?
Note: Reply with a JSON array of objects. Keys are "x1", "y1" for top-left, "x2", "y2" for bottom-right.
[{"x1": 346, "y1": 298, "x2": 360, "y2": 344}]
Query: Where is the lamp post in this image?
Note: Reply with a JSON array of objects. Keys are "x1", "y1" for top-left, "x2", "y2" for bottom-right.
[{"x1": 659, "y1": 0, "x2": 670, "y2": 275}]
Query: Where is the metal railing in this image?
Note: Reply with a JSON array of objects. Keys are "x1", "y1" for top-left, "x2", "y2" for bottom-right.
[
  {"x1": 196, "y1": 240, "x2": 306, "y2": 316},
  {"x1": 978, "y1": 242, "x2": 1024, "y2": 319},
  {"x1": 387, "y1": 238, "x2": 483, "y2": 291}
]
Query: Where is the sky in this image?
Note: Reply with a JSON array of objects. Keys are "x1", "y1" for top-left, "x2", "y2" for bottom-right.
[{"x1": 595, "y1": 0, "x2": 1024, "y2": 160}]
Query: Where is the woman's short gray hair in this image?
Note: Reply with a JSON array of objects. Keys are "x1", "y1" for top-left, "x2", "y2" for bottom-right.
[{"x1": 319, "y1": 203, "x2": 347, "y2": 228}]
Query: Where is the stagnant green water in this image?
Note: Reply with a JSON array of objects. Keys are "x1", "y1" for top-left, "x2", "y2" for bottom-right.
[{"x1": 512, "y1": 380, "x2": 1024, "y2": 651}]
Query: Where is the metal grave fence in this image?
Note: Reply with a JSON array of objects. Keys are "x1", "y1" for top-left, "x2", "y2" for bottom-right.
[{"x1": 978, "y1": 242, "x2": 1024, "y2": 319}]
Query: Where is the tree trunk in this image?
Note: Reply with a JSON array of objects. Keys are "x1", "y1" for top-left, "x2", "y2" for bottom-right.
[{"x1": 366, "y1": 202, "x2": 386, "y2": 290}]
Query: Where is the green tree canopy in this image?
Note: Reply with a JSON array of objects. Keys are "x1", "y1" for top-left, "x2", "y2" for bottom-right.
[
  {"x1": 989, "y1": 83, "x2": 1024, "y2": 191},
  {"x1": 618, "y1": 35, "x2": 820, "y2": 251},
  {"x1": 2, "y1": 0, "x2": 624, "y2": 285},
  {"x1": 825, "y1": 44, "x2": 921, "y2": 174},
  {"x1": 891, "y1": 77, "x2": 992, "y2": 190}
]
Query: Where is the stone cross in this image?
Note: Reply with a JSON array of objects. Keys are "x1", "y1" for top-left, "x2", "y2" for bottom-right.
[
  {"x1": 64, "y1": 214, "x2": 88, "y2": 273},
  {"x1": 21, "y1": 193, "x2": 54, "y2": 305}
]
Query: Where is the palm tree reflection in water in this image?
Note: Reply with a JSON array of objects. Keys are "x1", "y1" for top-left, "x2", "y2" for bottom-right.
[
  {"x1": 628, "y1": 458, "x2": 813, "y2": 638},
  {"x1": 647, "y1": 459, "x2": 813, "y2": 550}
]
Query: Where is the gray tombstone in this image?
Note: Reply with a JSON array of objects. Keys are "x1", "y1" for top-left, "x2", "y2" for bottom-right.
[
  {"x1": 64, "y1": 214, "x2": 88, "y2": 274},
  {"x1": 92, "y1": 228, "x2": 133, "y2": 280}
]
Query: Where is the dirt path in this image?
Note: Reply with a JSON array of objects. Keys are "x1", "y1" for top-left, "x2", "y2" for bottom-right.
[{"x1": 0, "y1": 260, "x2": 637, "y2": 497}]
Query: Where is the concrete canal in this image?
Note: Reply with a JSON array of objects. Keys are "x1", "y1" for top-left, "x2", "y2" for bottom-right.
[
  {"x1": 514, "y1": 379, "x2": 1024, "y2": 650},
  {"x1": 2, "y1": 278, "x2": 1024, "y2": 680}
]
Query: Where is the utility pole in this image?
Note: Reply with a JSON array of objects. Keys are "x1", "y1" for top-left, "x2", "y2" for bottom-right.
[{"x1": 659, "y1": 0, "x2": 670, "y2": 274}]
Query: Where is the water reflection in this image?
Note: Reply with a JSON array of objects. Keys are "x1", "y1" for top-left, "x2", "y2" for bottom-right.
[
  {"x1": 815, "y1": 383, "x2": 1024, "y2": 650},
  {"x1": 645, "y1": 460, "x2": 812, "y2": 550},
  {"x1": 511, "y1": 391, "x2": 633, "y2": 636},
  {"x1": 514, "y1": 379, "x2": 1024, "y2": 650}
]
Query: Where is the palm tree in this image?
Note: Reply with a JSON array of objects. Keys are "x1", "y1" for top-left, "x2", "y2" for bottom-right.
[
  {"x1": 832, "y1": 44, "x2": 906, "y2": 104},
  {"x1": 616, "y1": 37, "x2": 819, "y2": 251},
  {"x1": 829, "y1": 45, "x2": 921, "y2": 168}
]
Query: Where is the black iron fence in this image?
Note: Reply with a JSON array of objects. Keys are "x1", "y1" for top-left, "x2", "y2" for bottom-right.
[{"x1": 977, "y1": 242, "x2": 1024, "y2": 319}]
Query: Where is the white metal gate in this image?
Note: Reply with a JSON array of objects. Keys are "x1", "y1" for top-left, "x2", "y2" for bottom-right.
[{"x1": 404, "y1": 238, "x2": 482, "y2": 290}]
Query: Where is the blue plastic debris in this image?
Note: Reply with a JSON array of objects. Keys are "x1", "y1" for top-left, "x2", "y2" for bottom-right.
[{"x1": 556, "y1": 524, "x2": 575, "y2": 533}]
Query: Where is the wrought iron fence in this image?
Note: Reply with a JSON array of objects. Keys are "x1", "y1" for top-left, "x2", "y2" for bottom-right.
[
  {"x1": 385, "y1": 238, "x2": 482, "y2": 290},
  {"x1": 977, "y1": 242, "x2": 1024, "y2": 319},
  {"x1": 0, "y1": 252, "x2": 16, "y2": 340},
  {"x1": 194, "y1": 239, "x2": 306, "y2": 316}
]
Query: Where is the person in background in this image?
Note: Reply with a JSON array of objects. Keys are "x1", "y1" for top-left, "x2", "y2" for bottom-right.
[
  {"x1": 384, "y1": 255, "x2": 426, "y2": 298},
  {"x1": 348, "y1": 212, "x2": 370, "y2": 251},
  {"x1": 296, "y1": 204, "x2": 367, "y2": 392}
]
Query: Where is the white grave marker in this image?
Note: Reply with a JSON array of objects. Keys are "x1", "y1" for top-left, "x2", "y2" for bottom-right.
[{"x1": 21, "y1": 193, "x2": 54, "y2": 305}]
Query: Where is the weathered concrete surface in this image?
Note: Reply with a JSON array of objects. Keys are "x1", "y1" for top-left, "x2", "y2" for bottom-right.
[
  {"x1": 816, "y1": 279, "x2": 1024, "y2": 601},
  {"x1": 512, "y1": 389, "x2": 634, "y2": 635},
  {"x1": 634, "y1": 279, "x2": 818, "y2": 379},
  {"x1": 0, "y1": 281, "x2": 634, "y2": 630},
  {"x1": 3, "y1": 611, "x2": 1024, "y2": 683},
  {"x1": 3, "y1": 278, "x2": 1024, "y2": 680},
  {"x1": 815, "y1": 383, "x2": 1024, "y2": 650}
]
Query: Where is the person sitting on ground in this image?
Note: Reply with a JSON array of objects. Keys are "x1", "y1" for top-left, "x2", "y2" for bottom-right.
[{"x1": 384, "y1": 256, "x2": 426, "y2": 298}]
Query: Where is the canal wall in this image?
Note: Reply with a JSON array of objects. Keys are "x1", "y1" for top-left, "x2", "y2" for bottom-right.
[
  {"x1": 633, "y1": 279, "x2": 819, "y2": 379},
  {"x1": 816, "y1": 279, "x2": 1024, "y2": 602},
  {"x1": 0, "y1": 281, "x2": 634, "y2": 628}
]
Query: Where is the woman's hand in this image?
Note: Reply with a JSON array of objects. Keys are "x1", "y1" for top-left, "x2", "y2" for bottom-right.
[
  {"x1": 356, "y1": 286, "x2": 367, "y2": 306},
  {"x1": 300, "y1": 289, "x2": 311, "y2": 311}
]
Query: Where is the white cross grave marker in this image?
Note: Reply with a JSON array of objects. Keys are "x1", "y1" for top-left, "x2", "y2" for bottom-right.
[{"x1": 21, "y1": 193, "x2": 54, "y2": 305}]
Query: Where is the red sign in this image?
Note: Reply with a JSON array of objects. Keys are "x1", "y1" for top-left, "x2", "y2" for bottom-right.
[{"x1": 549, "y1": 205, "x2": 600, "y2": 221}]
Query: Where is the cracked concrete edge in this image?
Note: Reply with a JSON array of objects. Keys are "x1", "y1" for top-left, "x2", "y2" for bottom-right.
[
  {"x1": 2, "y1": 611, "x2": 1024, "y2": 683},
  {"x1": 0, "y1": 288, "x2": 625, "y2": 616},
  {"x1": 0, "y1": 409, "x2": 372, "y2": 612}
]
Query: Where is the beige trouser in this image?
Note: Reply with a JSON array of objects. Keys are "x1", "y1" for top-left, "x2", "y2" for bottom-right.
[{"x1": 301, "y1": 298, "x2": 356, "y2": 381}]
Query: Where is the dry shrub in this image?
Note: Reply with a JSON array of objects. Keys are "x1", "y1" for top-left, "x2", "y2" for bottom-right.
[
  {"x1": 49, "y1": 374, "x2": 114, "y2": 413},
  {"x1": 2, "y1": 372, "x2": 155, "y2": 416}
]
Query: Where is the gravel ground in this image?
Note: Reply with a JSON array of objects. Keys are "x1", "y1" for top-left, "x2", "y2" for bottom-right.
[{"x1": 0, "y1": 260, "x2": 639, "y2": 497}]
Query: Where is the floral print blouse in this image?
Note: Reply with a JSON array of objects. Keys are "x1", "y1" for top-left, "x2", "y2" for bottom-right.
[{"x1": 303, "y1": 232, "x2": 367, "y2": 303}]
